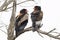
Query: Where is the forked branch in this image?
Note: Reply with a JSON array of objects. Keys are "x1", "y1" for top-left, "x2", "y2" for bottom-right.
[{"x1": 14, "y1": 27, "x2": 60, "y2": 40}]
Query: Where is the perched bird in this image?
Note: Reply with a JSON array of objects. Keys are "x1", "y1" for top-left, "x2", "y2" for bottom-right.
[
  {"x1": 31, "y1": 6, "x2": 43, "y2": 32},
  {"x1": 15, "y1": 9, "x2": 28, "y2": 37}
]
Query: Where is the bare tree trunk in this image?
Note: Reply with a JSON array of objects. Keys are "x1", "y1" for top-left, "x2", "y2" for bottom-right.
[
  {"x1": 0, "y1": 0, "x2": 13, "y2": 11},
  {"x1": 1, "y1": 0, "x2": 60, "y2": 40},
  {"x1": 7, "y1": 0, "x2": 16, "y2": 40}
]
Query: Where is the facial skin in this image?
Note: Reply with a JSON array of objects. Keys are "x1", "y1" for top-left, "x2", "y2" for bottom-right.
[
  {"x1": 33, "y1": 6, "x2": 41, "y2": 12},
  {"x1": 34, "y1": 6, "x2": 39, "y2": 11},
  {"x1": 19, "y1": 9, "x2": 27, "y2": 16},
  {"x1": 33, "y1": 8, "x2": 39, "y2": 14},
  {"x1": 16, "y1": 9, "x2": 27, "y2": 19},
  {"x1": 34, "y1": 7, "x2": 37, "y2": 11},
  {"x1": 25, "y1": 9, "x2": 28, "y2": 14}
]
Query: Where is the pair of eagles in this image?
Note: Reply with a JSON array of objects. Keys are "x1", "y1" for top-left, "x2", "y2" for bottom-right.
[{"x1": 16, "y1": 11, "x2": 43, "y2": 26}]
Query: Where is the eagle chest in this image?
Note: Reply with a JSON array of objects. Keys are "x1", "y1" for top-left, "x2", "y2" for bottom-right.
[
  {"x1": 18, "y1": 14, "x2": 28, "y2": 26},
  {"x1": 36, "y1": 12, "x2": 43, "y2": 21}
]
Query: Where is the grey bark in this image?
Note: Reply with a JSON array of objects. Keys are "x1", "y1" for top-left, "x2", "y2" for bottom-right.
[
  {"x1": 0, "y1": 0, "x2": 60, "y2": 40},
  {"x1": 7, "y1": 0, "x2": 16, "y2": 40},
  {"x1": 14, "y1": 27, "x2": 60, "y2": 40},
  {"x1": 0, "y1": 0, "x2": 13, "y2": 12}
]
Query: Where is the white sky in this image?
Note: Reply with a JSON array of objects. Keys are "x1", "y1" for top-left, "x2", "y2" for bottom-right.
[{"x1": 0, "y1": 0, "x2": 60, "y2": 40}]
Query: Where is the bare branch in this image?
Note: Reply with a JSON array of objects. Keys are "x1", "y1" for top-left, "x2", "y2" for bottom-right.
[
  {"x1": 7, "y1": 0, "x2": 16, "y2": 40},
  {"x1": 37, "y1": 31, "x2": 44, "y2": 38},
  {"x1": 47, "y1": 28, "x2": 56, "y2": 34},
  {"x1": 14, "y1": 27, "x2": 32, "y2": 39},
  {"x1": 14, "y1": 27, "x2": 60, "y2": 40},
  {"x1": 0, "y1": 29, "x2": 7, "y2": 34},
  {"x1": 37, "y1": 29, "x2": 60, "y2": 39},
  {"x1": 52, "y1": 32, "x2": 60, "y2": 37},
  {"x1": 53, "y1": 32, "x2": 60, "y2": 34},
  {"x1": 0, "y1": 0, "x2": 14, "y2": 12},
  {"x1": 56, "y1": 34, "x2": 60, "y2": 37},
  {"x1": 0, "y1": 0, "x2": 34, "y2": 12}
]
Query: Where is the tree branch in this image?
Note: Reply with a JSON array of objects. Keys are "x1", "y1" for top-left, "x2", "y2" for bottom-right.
[
  {"x1": 0, "y1": 0, "x2": 14, "y2": 12},
  {"x1": 0, "y1": 29, "x2": 7, "y2": 34},
  {"x1": 14, "y1": 27, "x2": 60, "y2": 40},
  {"x1": 14, "y1": 27, "x2": 32, "y2": 39},
  {"x1": 47, "y1": 28, "x2": 56, "y2": 34},
  {"x1": 0, "y1": 0, "x2": 34, "y2": 12},
  {"x1": 7, "y1": 0, "x2": 16, "y2": 40},
  {"x1": 37, "y1": 29, "x2": 60, "y2": 39}
]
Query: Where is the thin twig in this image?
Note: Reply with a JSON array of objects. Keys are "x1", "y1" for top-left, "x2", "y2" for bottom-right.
[
  {"x1": 0, "y1": 0, "x2": 14, "y2": 12},
  {"x1": 0, "y1": 0, "x2": 34, "y2": 12},
  {"x1": 14, "y1": 26, "x2": 60, "y2": 40},
  {"x1": 0, "y1": 29, "x2": 7, "y2": 34},
  {"x1": 47, "y1": 28, "x2": 56, "y2": 34},
  {"x1": 37, "y1": 30, "x2": 44, "y2": 38}
]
